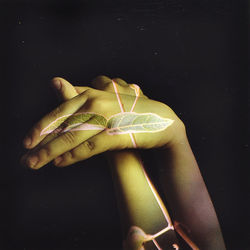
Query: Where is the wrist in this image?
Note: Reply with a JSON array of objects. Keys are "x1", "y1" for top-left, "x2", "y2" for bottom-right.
[{"x1": 164, "y1": 118, "x2": 188, "y2": 149}]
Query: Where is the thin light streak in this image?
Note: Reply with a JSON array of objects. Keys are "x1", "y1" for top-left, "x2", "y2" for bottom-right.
[
  {"x1": 173, "y1": 243, "x2": 179, "y2": 249},
  {"x1": 174, "y1": 221, "x2": 199, "y2": 250},
  {"x1": 112, "y1": 80, "x2": 137, "y2": 148},
  {"x1": 129, "y1": 133, "x2": 137, "y2": 148},
  {"x1": 139, "y1": 159, "x2": 173, "y2": 227},
  {"x1": 152, "y1": 239, "x2": 162, "y2": 250},
  {"x1": 112, "y1": 80, "x2": 125, "y2": 112},
  {"x1": 129, "y1": 84, "x2": 141, "y2": 112},
  {"x1": 146, "y1": 225, "x2": 174, "y2": 241}
]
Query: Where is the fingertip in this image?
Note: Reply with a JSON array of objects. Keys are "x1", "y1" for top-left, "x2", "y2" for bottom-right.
[
  {"x1": 51, "y1": 77, "x2": 62, "y2": 90},
  {"x1": 21, "y1": 155, "x2": 40, "y2": 170},
  {"x1": 53, "y1": 156, "x2": 63, "y2": 167},
  {"x1": 23, "y1": 136, "x2": 32, "y2": 149}
]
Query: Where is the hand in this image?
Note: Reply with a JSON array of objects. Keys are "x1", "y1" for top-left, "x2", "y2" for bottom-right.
[{"x1": 21, "y1": 76, "x2": 185, "y2": 169}]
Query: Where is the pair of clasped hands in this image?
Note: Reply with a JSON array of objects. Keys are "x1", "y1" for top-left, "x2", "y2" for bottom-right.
[{"x1": 21, "y1": 75, "x2": 184, "y2": 170}]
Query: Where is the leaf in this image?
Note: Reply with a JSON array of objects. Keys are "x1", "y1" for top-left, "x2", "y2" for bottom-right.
[
  {"x1": 40, "y1": 111, "x2": 173, "y2": 136},
  {"x1": 106, "y1": 112, "x2": 174, "y2": 135},
  {"x1": 40, "y1": 114, "x2": 72, "y2": 135},
  {"x1": 62, "y1": 112, "x2": 107, "y2": 132},
  {"x1": 41, "y1": 112, "x2": 107, "y2": 135}
]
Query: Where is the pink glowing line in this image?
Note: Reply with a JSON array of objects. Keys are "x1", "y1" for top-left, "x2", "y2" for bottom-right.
[
  {"x1": 40, "y1": 112, "x2": 108, "y2": 136},
  {"x1": 64, "y1": 123, "x2": 105, "y2": 132},
  {"x1": 147, "y1": 225, "x2": 174, "y2": 241},
  {"x1": 152, "y1": 239, "x2": 162, "y2": 250},
  {"x1": 139, "y1": 158, "x2": 173, "y2": 228},
  {"x1": 40, "y1": 114, "x2": 72, "y2": 135},
  {"x1": 112, "y1": 80, "x2": 137, "y2": 148},
  {"x1": 129, "y1": 133, "x2": 137, "y2": 148},
  {"x1": 129, "y1": 84, "x2": 141, "y2": 112},
  {"x1": 172, "y1": 243, "x2": 179, "y2": 250},
  {"x1": 174, "y1": 222, "x2": 199, "y2": 250},
  {"x1": 112, "y1": 80, "x2": 125, "y2": 113}
]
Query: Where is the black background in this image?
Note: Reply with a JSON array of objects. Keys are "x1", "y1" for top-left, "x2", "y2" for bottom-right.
[{"x1": 0, "y1": 0, "x2": 248, "y2": 249}]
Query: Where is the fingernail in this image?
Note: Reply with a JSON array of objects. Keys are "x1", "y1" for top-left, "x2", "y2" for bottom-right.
[
  {"x1": 27, "y1": 156, "x2": 38, "y2": 168},
  {"x1": 53, "y1": 79, "x2": 62, "y2": 90},
  {"x1": 23, "y1": 137, "x2": 31, "y2": 148},
  {"x1": 54, "y1": 156, "x2": 62, "y2": 165}
]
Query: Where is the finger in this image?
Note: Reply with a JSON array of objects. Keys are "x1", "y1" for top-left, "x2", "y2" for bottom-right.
[
  {"x1": 91, "y1": 75, "x2": 129, "y2": 94},
  {"x1": 22, "y1": 89, "x2": 91, "y2": 149},
  {"x1": 112, "y1": 78, "x2": 148, "y2": 98},
  {"x1": 53, "y1": 130, "x2": 132, "y2": 167},
  {"x1": 23, "y1": 116, "x2": 105, "y2": 169},
  {"x1": 43, "y1": 83, "x2": 91, "y2": 147},
  {"x1": 91, "y1": 75, "x2": 129, "y2": 93},
  {"x1": 91, "y1": 75, "x2": 134, "y2": 96},
  {"x1": 51, "y1": 77, "x2": 77, "y2": 100},
  {"x1": 51, "y1": 77, "x2": 91, "y2": 100},
  {"x1": 112, "y1": 77, "x2": 129, "y2": 87},
  {"x1": 74, "y1": 86, "x2": 91, "y2": 94},
  {"x1": 128, "y1": 84, "x2": 147, "y2": 98},
  {"x1": 91, "y1": 75, "x2": 112, "y2": 90}
]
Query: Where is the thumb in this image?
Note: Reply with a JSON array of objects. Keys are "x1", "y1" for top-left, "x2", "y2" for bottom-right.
[{"x1": 51, "y1": 77, "x2": 78, "y2": 101}]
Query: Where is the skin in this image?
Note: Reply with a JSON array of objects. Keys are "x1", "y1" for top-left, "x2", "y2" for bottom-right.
[
  {"x1": 52, "y1": 76, "x2": 181, "y2": 249},
  {"x1": 21, "y1": 76, "x2": 226, "y2": 249},
  {"x1": 21, "y1": 77, "x2": 183, "y2": 169}
]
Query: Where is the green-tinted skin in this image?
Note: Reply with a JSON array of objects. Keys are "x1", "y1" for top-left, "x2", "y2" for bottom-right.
[{"x1": 21, "y1": 76, "x2": 226, "y2": 250}]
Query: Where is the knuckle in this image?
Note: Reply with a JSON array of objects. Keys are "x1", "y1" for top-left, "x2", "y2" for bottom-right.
[
  {"x1": 82, "y1": 140, "x2": 95, "y2": 153},
  {"x1": 61, "y1": 131, "x2": 76, "y2": 145},
  {"x1": 112, "y1": 78, "x2": 128, "y2": 87},
  {"x1": 50, "y1": 105, "x2": 63, "y2": 118},
  {"x1": 93, "y1": 75, "x2": 110, "y2": 84},
  {"x1": 104, "y1": 82, "x2": 113, "y2": 91},
  {"x1": 64, "y1": 150, "x2": 74, "y2": 161},
  {"x1": 92, "y1": 76, "x2": 113, "y2": 90},
  {"x1": 39, "y1": 147, "x2": 52, "y2": 158},
  {"x1": 32, "y1": 122, "x2": 43, "y2": 137}
]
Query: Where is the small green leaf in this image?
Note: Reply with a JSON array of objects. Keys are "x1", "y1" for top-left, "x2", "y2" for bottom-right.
[
  {"x1": 62, "y1": 113, "x2": 107, "y2": 132},
  {"x1": 106, "y1": 112, "x2": 174, "y2": 135},
  {"x1": 41, "y1": 111, "x2": 173, "y2": 136},
  {"x1": 41, "y1": 112, "x2": 107, "y2": 135}
]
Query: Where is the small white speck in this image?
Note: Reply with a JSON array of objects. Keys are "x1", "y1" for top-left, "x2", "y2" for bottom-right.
[
  {"x1": 154, "y1": 51, "x2": 158, "y2": 55},
  {"x1": 18, "y1": 21, "x2": 22, "y2": 25},
  {"x1": 137, "y1": 25, "x2": 145, "y2": 31},
  {"x1": 21, "y1": 40, "x2": 25, "y2": 43},
  {"x1": 116, "y1": 17, "x2": 122, "y2": 21}
]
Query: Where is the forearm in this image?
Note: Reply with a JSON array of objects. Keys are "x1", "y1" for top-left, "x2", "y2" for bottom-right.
[
  {"x1": 108, "y1": 150, "x2": 179, "y2": 249},
  {"x1": 160, "y1": 130, "x2": 226, "y2": 249}
]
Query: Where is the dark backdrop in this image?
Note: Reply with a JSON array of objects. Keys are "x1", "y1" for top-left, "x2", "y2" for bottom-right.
[{"x1": 1, "y1": 0, "x2": 248, "y2": 249}]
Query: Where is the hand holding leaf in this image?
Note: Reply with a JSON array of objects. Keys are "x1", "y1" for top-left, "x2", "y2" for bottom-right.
[{"x1": 21, "y1": 76, "x2": 185, "y2": 169}]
